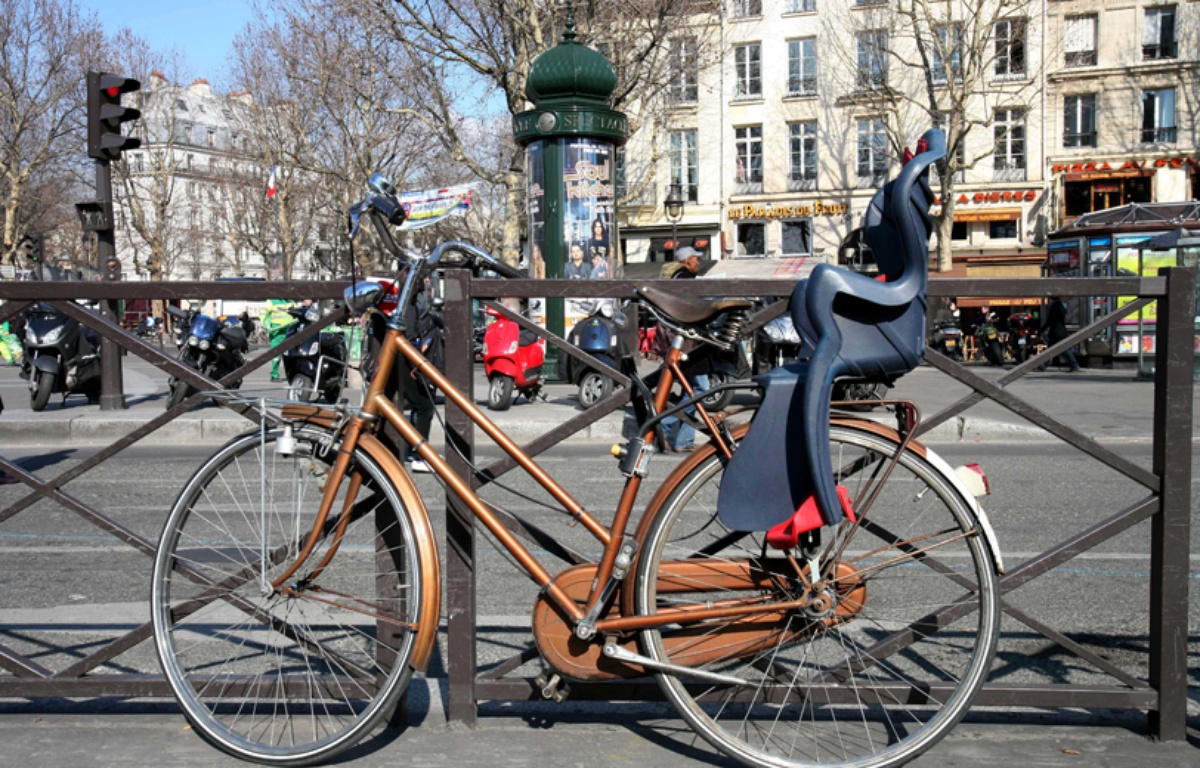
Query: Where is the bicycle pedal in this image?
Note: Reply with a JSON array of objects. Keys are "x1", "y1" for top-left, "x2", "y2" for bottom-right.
[{"x1": 534, "y1": 672, "x2": 570, "y2": 702}]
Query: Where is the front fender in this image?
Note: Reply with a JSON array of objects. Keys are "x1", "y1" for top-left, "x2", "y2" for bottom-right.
[
  {"x1": 487, "y1": 358, "x2": 519, "y2": 380},
  {"x1": 33, "y1": 355, "x2": 60, "y2": 376},
  {"x1": 351, "y1": 433, "x2": 442, "y2": 674}
]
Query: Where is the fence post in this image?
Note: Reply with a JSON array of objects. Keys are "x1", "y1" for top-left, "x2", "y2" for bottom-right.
[
  {"x1": 442, "y1": 268, "x2": 478, "y2": 727},
  {"x1": 1148, "y1": 266, "x2": 1195, "y2": 741}
]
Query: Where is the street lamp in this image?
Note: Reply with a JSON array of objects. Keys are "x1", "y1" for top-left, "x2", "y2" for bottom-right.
[{"x1": 665, "y1": 182, "x2": 685, "y2": 258}]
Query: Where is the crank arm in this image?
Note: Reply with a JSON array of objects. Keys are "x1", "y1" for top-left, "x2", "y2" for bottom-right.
[{"x1": 602, "y1": 641, "x2": 747, "y2": 686}]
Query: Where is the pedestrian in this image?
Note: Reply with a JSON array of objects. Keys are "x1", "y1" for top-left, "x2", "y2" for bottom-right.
[
  {"x1": 654, "y1": 245, "x2": 713, "y2": 452},
  {"x1": 1038, "y1": 296, "x2": 1079, "y2": 372},
  {"x1": 660, "y1": 245, "x2": 701, "y2": 279},
  {"x1": 0, "y1": 319, "x2": 21, "y2": 366},
  {"x1": 262, "y1": 298, "x2": 298, "y2": 381}
]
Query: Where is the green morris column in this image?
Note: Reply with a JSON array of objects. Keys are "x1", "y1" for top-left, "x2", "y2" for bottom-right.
[{"x1": 515, "y1": 16, "x2": 628, "y2": 374}]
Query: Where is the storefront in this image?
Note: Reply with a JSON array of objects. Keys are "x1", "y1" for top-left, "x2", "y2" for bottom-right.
[{"x1": 727, "y1": 198, "x2": 850, "y2": 260}]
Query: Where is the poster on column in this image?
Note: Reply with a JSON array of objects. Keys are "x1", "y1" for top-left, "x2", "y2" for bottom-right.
[
  {"x1": 526, "y1": 142, "x2": 547, "y2": 325},
  {"x1": 562, "y1": 138, "x2": 617, "y2": 326}
]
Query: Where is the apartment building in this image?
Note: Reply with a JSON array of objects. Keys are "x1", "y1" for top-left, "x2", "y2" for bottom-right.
[
  {"x1": 617, "y1": 0, "x2": 1197, "y2": 285},
  {"x1": 115, "y1": 75, "x2": 336, "y2": 282}
]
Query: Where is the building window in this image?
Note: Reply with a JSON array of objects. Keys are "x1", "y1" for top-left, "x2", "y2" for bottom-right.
[
  {"x1": 133, "y1": 153, "x2": 144, "y2": 173},
  {"x1": 856, "y1": 118, "x2": 888, "y2": 188},
  {"x1": 1142, "y1": 87, "x2": 1177, "y2": 144},
  {"x1": 855, "y1": 0, "x2": 886, "y2": 5},
  {"x1": 1064, "y1": 14, "x2": 1097, "y2": 68},
  {"x1": 1063, "y1": 94, "x2": 1097, "y2": 148},
  {"x1": 669, "y1": 130, "x2": 698, "y2": 203},
  {"x1": 186, "y1": 153, "x2": 194, "y2": 169},
  {"x1": 994, "y1": 18, "x2": 1026, "y2": 79},
  {"x1": 993, "y1": 108, "x2": 1026, "y2": 181},
  {"x1": 1143, "y1": 6, "x2": 1176, "y2": 60},
  {"x1": 788, "y1": 121, "x2": 818, "y2": 191},
  {"x1": 737, "y1": 222, "x2": 766, "y2": 257},
  {"x1": 989, "y1": 220, "x2": 1018, "y2": 240},
  {"x1": 781, "y1": 220, "x2": 813, "y2": 256},
  {"x1": 207, "y1": 129, "x2": 216, "y2": 147},
  {"x1": 951, "y1": 221, "x2": 969, "y2": 241},
  {"x1": 857, "y1": 30, "x2": 888, "y2": 91},
  {"x1": 735, "y1": 125, "x2": 763, "y2": 192},
  {"x1": 732, "y1": 0, "x2": 761, "y2": 17},
  {"x1": 787, "y1": 39, "x2": 817, "y2": 96},
  {"x1": 785, "y1": 0, "x2": 816, "y2": 12},
  {"x1": 931, "y1": 113, "x2": 966, "y2": 184},
  {"x1": 734, "y1": 44, "x2": 762, "y2": 98},
  {"x1": 932, "y1": 23, "x2": 963, "y2": 84},
  {"x1": 667, "y1": 37, "x2": 698, "y2": 104}
]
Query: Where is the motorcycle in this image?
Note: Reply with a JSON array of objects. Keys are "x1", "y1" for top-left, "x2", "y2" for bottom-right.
[
  {"x1": 282, "y1": 304, "x2": 348, "y2": 404},
  {"x1": 559, "y1": 301, "x2": 622, "y2": 409},
  {"x1": 973, "y1": 312, "x2": 1005, "y2": 366},
  {"x1": 1006, "y1": 311, "x2": 1039, "y2": 364},
  {"x1": 482, "y1": 305, "x2": 543, "y2": 411},
  {"x1": 20, "y1": 301, "x2": 102, "y2": 411},
  {"x1": 928, "y1": 316, "x2": 964, "y2": 360},
  {"x1": 754, "y1": 309, "x2": 889, "y2": 409},
  {"x1": 164, "y1": 305, "x2": 248, "y2": 409}
]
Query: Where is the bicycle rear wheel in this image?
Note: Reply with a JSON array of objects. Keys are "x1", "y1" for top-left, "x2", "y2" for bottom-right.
[
  {"x1": 635, "y1": 424, "x2": 999, "y2": 768},
  {"x1": 152, "y1": 427, "x2": 426, "y2": 766}
]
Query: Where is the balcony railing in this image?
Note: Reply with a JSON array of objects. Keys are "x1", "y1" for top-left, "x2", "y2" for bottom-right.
[
  {"x1": 993, "y1": 165, "x2": 1028, "y2": 183},
  {"x1": 1142, "y1": 42, "x2": 1176, "y2": 61},
  {"x1": 787, "y1": 176, "x2": 818, "y2": 192},
  {"x1": 1141, "y1": 126, "x2": 1177, "y2": 144},
  {"x1": 1063, "y1": 131, "x2": 1098, "y2": 148},
  {"x1": 1065, "y1": 50, "x2": 1097, "y2": 68}
]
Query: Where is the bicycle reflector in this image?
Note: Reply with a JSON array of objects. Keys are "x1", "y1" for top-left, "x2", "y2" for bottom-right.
[{"x1": 955, "y1": 463, "x2": 990, "y2": 497}]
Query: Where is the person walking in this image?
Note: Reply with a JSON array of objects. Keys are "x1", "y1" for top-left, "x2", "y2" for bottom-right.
[
  {"x1": 657, "y1": 245, "x2": 709, "y2": 451},
  {"x1": 1038, "y1": 296, "x2": 1079, "y2": 372},
  {"x1": 262, "y1": 298, "x2": 297, "y2": 381}
]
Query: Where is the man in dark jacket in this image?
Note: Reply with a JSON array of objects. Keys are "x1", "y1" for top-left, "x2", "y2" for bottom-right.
[{"x1": 1039, "y1": 296, "x2": 1079, "y2": 372}]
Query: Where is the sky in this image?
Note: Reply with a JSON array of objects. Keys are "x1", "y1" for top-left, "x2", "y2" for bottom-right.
[{"x1": 78, "y1": 0, "x2": 255, "y2": 84}]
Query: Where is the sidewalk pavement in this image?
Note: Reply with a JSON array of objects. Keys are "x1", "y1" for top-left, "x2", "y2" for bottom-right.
[
  {"x1": 0, "y1": 363, "x2": 1193, "y2": 446},
  {"x1": 0, "y1": 701, "x2": 1195, "y2": 768}
]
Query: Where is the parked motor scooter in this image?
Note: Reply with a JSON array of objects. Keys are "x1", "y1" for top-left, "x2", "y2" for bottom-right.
[
  {"x1": 1006, "y1": 311, "x2": 1039, "y2": 364},
  {"x1": 482, "y1": 306, "x2": 543, "y2": 411},
  {"x1": 559, "y1": 301, "x2": 622, "y2": 409},
  {"x1": 164, "y1": 305, "x2": 248, "y2": 409},
  {"x1": 19, "y1": 301, "x2": 101, "y2": 411},
  {"x1": 753, "y1": 307, "x2": 889, "y2": 408},
  {"x1": 282, "y1": 304, "x2": 348, "y2": 403},
  {"x1": 928, "y1": 314, "x2": 964, "y2": 360},
  {"x1": 973, "y1": 312, "x2": 1005, "y2": 366}
]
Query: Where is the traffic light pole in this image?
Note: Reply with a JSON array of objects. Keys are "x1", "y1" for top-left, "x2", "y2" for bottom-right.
[{"x1": 95, "y1": 158, "x2": 125, "y2": 411}]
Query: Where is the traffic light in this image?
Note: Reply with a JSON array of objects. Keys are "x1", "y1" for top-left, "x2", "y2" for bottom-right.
[
  {"x1": 17, "y1": 233, "x2": 40, "y2": 263},
  {"x1": 87, "y1": 71, "x2": 141, "y2": 161},
  {"x1": 102, "y1": 255, "x2": 122, "y2": 281}
]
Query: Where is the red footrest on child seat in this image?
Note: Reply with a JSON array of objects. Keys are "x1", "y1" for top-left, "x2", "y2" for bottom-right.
[{"x1": 765, "y1": 485, "x2": 856, "y2": 550}]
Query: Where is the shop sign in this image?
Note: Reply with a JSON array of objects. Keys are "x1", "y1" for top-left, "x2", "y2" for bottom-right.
[
  {"x1": 727, "y1": 200, "x2": 848, "y2": 221},
  {"x1": 1051, "y1": 155, "x2": 1200, "y2": 175},
  {"x1": 943, "y1": 190, "x2": 1038, "y2": 205}
]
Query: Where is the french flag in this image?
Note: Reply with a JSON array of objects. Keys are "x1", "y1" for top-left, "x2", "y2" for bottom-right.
[{"x1": 266, "y1": 167, "x2": 278, "y2": 200}]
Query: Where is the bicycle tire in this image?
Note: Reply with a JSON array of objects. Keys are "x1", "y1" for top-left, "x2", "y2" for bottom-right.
[
  {"x1": 634, "y1": 423, "x2": 999, "y2": 768},
  {"x1": 152, "y1": 426, "x2": 426, "y2": 766}
]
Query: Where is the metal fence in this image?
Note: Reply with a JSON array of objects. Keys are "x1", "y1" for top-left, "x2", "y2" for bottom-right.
[{"x1": 0, "y1": 270, "x2": 1193, "y2": 744}]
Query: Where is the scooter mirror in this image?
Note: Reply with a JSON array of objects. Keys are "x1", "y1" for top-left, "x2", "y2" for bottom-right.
[{"x1": 432, "y1": 297, "x2": 445, "y2": 309}]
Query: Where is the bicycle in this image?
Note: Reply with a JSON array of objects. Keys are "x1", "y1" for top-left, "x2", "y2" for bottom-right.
[{"x1": 151, "y1": 132, "x2": 1004, "y2": 768}]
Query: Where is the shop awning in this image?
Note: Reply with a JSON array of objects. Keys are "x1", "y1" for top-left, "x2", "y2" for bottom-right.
[{"x1": 953, "y1": 208, "x2": 1022, "y2": 223}]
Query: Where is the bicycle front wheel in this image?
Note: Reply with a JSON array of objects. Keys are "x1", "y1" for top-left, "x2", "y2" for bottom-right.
[
  {"x1": 635, "y1": 424, "x2": 1000, "y2": 768},
  {"x1": 152, "y1": 427, "x2": 427, "y2": 766}
]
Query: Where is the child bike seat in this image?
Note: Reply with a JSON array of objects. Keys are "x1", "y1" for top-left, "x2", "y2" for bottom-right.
[{"x1": 718, "y1": 129, "x2": 945, "y2": 533}]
